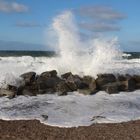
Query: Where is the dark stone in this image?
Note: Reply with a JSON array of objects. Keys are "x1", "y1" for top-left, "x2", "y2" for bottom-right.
[
  {"x1": 61, "y1": 72, "x2": 72, "y2": 79},
  {"x1": 37, "y1": 76, "x2": 60, "y2": 89},
  {"x1": 55, "y1": 81, "x2": 69, "y2": 95},
  {"x1": 133, "y1": 75, "x2": 140, "y2": 83},
  {"x1": 96, "y1": 74, "x2": 116, "y2": 89},
  {"x1": 40, "y1": 70, "x2": 57, "y2": 78},
  {"x1": 83, "y1": 76, "x2": 97, "y2": 91},
  {"x1": 121, "y1": 78, "x2": 136, "y2": 91},
  {"x1": 67, "y1": 74, "x2": 83, "y2": 89},
  {"x1": 102, "y1": 83, "x2": 119, "y2": 94},
  {"x1": 20, "y1": 72, "x2": 36, "y2": 85},
  {"x1": 65, "y1": 81, "x2": 77, "y2": 91}
]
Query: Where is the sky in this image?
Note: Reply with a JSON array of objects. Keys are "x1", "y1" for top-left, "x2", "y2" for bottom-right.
[{"x1": 0, "y1": 0, "x2": 140, "y2": 51}]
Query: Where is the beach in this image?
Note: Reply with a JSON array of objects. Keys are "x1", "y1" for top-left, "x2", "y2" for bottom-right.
[{"x1": 0, "y1": 119, "x2": 140, "y2": 140}]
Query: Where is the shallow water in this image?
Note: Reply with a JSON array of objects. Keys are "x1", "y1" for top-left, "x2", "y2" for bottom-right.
[{"x1": 0, "y1": 91, "x2": 140, "y2": 127}]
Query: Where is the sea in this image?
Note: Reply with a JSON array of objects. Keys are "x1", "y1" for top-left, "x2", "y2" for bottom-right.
[{"x1": 0, "y1": 11, "x2": 140, "y2": 127}]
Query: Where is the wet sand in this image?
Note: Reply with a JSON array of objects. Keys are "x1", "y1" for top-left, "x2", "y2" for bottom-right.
[{"x1": 0, "y1": 119, "x2": 140, "y2": 140}]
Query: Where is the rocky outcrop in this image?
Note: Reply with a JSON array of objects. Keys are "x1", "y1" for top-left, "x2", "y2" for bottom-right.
[{"x1": 1, "y1": 70, "x2": 140, "y2": 98}]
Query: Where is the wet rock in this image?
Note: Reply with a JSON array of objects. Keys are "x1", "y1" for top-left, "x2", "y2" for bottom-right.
[
  {"x1": 40, "y1": 70, "x2": 57, "y2": 78},
  {"x1": 65, "y1": 81, "x2": 77, "y2": 91},
  {"x1": 102, "y1": 83, "x2": 119, "y2": 94},
  {"x1": 96, "y1": 74, "x2": 116, "y2": 89},
  {"x1": 37, "y1": 76, "x2": 61, "y2": 90},
  {"x1": 0, "y1": 89, "x2": 15, "y2": 98},
  {"x1": 67, "y1": 74, "x2": 84, "y2": 89},
  {"x1": 20, "y1": 72, "x2": 36, "y2": 85},
  {"x1": 61, "y1": 72, "x2": 72, "y2": 79},
  {"x1": 133, "y1": 75, "x2": 140, "y2": 83},
  {"x1": 55, "y1": 81, "x2": 69, "y2": 95},
  {"x1": 121, "y1": 78, "x2": 136, "y2": 91},
  {"x1": 83, "y1": 76, "x2": 97, "y2": 91}
]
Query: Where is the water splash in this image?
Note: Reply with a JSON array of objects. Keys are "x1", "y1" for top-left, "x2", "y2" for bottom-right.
[{"x1": 46, "y1": 11, "x2": 122, "y2": 76}]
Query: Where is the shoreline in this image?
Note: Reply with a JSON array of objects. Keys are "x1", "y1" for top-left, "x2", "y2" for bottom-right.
[{"x1": 0, "y1": 119, "x2": 140, "y2": 140}]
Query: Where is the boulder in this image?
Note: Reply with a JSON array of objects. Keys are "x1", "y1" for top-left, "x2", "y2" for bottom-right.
[
  {"x1": 102, "y1": 83, "x2": 119, "y2": 94},
  {"x1": 133, "y1": 75, "x2": 140, "y2": 83},
  {"x1": 121, "y1": 78, "x2": 136, "y2": 91},
  {"x1": 37, "y1": 76, "x2": 62, "y2": 93},
  {"x1": 67, "y1": 74, "x2": 83, "y2": 89},
  {"x1": 96, "y1": 74, "x2": 116, "y2": 89},
  {"x1": 55, "y1": 81, "x2": 69, "y2": 95},
  {"x1": 65, "y1": 81, "x2": 77, "y2": 91},
  {"x1": 0, "y1": 89, "x2": 15, "y2": 98},
  {"x1": 83, "y1": 76, "x2": 97, "y2": 91},
  {"x1": 61, "y1": 72, "x2": 72, "y2": 79},
  {"x1": 20, "y1": 72, "x2": 36, "y2": 85},
  {"x1": 40, "y1": 70, "x2": 57, "y2": 78}
]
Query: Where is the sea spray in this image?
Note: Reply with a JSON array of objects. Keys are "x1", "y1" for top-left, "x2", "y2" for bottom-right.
[{"x1": 45, "y1": 11, "x2": 122, "y2": 76}]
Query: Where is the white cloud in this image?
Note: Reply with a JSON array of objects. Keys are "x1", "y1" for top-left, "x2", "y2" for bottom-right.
[
  {"x1": 0, "y1": 0, "x2": 28, "y2": 13},
  {"x1": 77, "y1": 5, "x2": 126, "y2": 21},
  {"x1": 76, "y1": 5, "x2": 126, "y2": 32},
  {"x1": 79, "y1": 22, "x2": 121, "y2": 32}
]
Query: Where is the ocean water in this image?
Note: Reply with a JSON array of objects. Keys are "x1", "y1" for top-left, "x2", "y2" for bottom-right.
[{"x1": 0, "y1": 11, "x2": 140, "y2": 127}]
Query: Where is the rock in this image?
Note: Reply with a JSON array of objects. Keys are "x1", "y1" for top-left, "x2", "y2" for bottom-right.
[
  {"x1": 40, "y1": 70, "x2": 57, "y2": 78},
  {"x1": 61, "y1": 72, "x2": 72, "y2": 79},
  {"x1": 55, "y1": 81, "x2": 69, "y2": 95},
  {"x1": 37, "y1": 76, "x2": 61, "y2": 89},
  {"x1": 0, "y1": 89, "x2": 15, "y2": 98},
  {"x1": 121, "y1": 78, "x2": 136, "y2": 91},
  {"x1": 102, "y1": 83, "x2": 119, "y2": 94},
  {"x1": 67, "y1": 74, "x2": 84, "y2": 89},
  {"x1": 96, "y1": 74, "x2": 116, "y2": 89},
  {"x1": 133, "y1": 75, "x2": 140, "y2": 83},
  {"x1": 20, "y1": 72, "x2": 36, "y2": 85},
  {"x1": 136, "y1": 83, "x2": 140, "y2": 89},
  {"x1": 83, "y1": 76, "x2": 97, "y2": 91},
  {"x1": 65, "y1": 81, "x2": 77, "y2": 91}
]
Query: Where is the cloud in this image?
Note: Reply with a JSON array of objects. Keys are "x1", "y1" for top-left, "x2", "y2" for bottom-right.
[
  {"x1": 77, "y1": 5, "x2": 126, "y2": 21},
  {"x1": 0, "y1": 0, "x2": 28, "y2": 13},
  {"x1": 79, "y1": 22, "x2": 121, "y2": 32},
  {"x1": 75, "y1": 5, "x2": 126, "y2": 32},
  {"x1": 15, "y1": 21, "x2": 42, "y2": 28}
]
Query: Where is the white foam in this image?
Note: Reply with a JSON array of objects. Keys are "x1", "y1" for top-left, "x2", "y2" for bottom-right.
[{"x1": 0, "y1": 91, "x2": 140, "y2": 127}]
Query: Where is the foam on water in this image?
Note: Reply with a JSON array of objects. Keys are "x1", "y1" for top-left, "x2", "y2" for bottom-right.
[
  {"x1": 0, "y1": 11, "x2": 140, "y2": 127},
  {"x1": 0, "y1": 91, "x2": 140, "y2": 127}
]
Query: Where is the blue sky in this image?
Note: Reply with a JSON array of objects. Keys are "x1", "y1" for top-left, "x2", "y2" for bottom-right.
[{"x1": 0, "y1": 0, "x2": 140, "y2": 51}]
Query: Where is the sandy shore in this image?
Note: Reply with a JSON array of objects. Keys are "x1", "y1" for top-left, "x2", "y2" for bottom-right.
[{"x1": 0, "y1": 120, "x2": 140, "y2": 140}]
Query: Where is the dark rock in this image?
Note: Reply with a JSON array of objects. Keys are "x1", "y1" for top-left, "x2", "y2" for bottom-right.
[
  {"x1": 20, "y1": 72, "x2": 36, "y2": 85},
  {"x1": 133, "y1": 75, "x2": 140, "y2": 83},
  {"x1": 136, "y1": 83, "x2": 140, "y2": 89},
  {"x1": 55, "y1": 81, "x2": 69, "y2": 95},
  {"x1": 40, "y1": 70, "x2": 57, "y2": 78},
  {"x1": 102, "y1": 83, "x2": 119, "y2": 94},
  {"x1": 65, "y1": 81, "x2": 77, "y2": 91},
  {"x1": 61, "y1": 72, "x2": 72, "y2": 79},
  {"x1": 37, "y1": 76, "x2": 61, "y2": 90},
  {"x1": 83, "y1": 76, "x2": 97, "y2": 91},
  {"x1": 121, "y1": 78, "x2": 136, "y2": 91},
  {"x1": 67, "y1": 74, "x2": 83, "y2": 89},
  {"x1": 96, "y1": 74, "x2": 116, "y2": 89}
]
